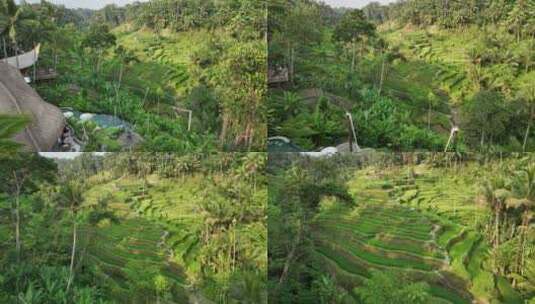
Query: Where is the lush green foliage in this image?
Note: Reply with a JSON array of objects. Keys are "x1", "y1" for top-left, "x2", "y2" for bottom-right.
[
  {"x1": 0, "y1": 115, "x2": 30, "y2": 154},
  {"x1": 269, "y1": 0, "x2": 535, "y2": 152},
  {"x1": 0, "y1": 152, "x2": 267, "y2": 303},
  {"x1": 0, "y1": 0, "x2": 266, "y2": 152},
  {"x1": 268, "y1": 153, "x2": 535, "y2": 303}
]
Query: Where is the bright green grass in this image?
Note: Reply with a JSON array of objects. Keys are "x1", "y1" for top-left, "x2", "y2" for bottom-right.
[
  {"x1": 113, "y1": 27, "x2": 216, "y2": 98},
  {"x1": 315, "y1": 229, "x2": 438, "y2": 271},
  {"x1": 429, "y1": 284, "x2": 471, "y2": 304},
  {"x1": 437, "y1": 224, "x2": 463, "y2": 248},
  {"x1": 80, "y1": 175, "x2": 213, "y2": 301},
  {"x1": 317, "y1": 218, "x2": 444, "y2": 262},
  {"x1": 449, "y1": 231, "x2": 479, "y2": 280},
  {"x1": 315, "y1": 245, "x2": 370, "y2": 278},
  {"x1": 82, "y1": 217, "x2": 188, "y2": 302},
  {"x1": 496, "y1": 276, "x2": 523, "y2": 304},
  {"x1": 466, "y1": 240, "x2": 497, "y2": 301},
  {"x1": 323, "y1": 166, "x2": 487, "y2": 302}
]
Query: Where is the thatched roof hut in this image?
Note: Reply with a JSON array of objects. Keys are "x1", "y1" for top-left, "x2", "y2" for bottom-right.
[{"x1": 0, "y1": 62, "x2": 65, "y2": 151}]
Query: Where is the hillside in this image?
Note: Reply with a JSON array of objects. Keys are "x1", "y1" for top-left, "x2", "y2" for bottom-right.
[
  {"x1": 268, "y1": 0, "x2": 535, "y2": 153},
  {"x1": 0, "y1": 0, "x2": 266, "y2": 152},
  {"x1": 268, "y1": 153, "x2": 535, "y2": 303},
  {"x1": 0, "y1": 153, "x2": 267, "y2": 303}
]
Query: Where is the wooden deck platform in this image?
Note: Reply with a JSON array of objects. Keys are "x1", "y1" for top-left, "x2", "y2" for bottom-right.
[{"x1": 33, "y1": 68, "x2": 58, "y2": 81}]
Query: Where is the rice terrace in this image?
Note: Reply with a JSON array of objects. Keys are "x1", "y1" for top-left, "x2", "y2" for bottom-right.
[
  {"x1": 268, "y1": 153, "x2": 535, "y2": 304},
  {"x1": 0, "y1": 0, "x2": 266, "y2": 152},
  {"x1": 0, "y1": 152, "x2": 267, "y2": 303}
]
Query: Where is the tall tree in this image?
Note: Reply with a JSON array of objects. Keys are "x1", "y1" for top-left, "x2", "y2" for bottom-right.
[
  {"x1": 461, "y1": 90, "x2": 509, "y2": 148},
  {"x1": 333, "y1": 9, "x2": 376, "y2": 72},
  {"x1": 515, "y1": 72, "x2": 535, "y2": 152},
  {"x1": 81, "y1": 23, "x2": 116, "y2": 73},
  {"x1": 0, "y1": 0, "x2": 39, "y2": 57},
  {"x1": 57, "y1": 181, "x2": 84, "y2": 293},
  {"x1": 506, "y1": 163, "x2": 535, "y2": 282},
  {"x1": 0, "y1": 154, "x2": 56, "y2": 262}
]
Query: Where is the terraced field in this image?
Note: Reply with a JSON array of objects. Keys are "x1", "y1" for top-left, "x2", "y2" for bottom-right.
[
  {"x1": 384, "y1": 29, "x2": 472, "y2": 103},
  {"x1": 80, "y1": 175, "x2": 207, "y2": 303},
  {"x1": 113, "y1": 27, "x2": 212, "y2": 98},
  {"x1": 311, "y1": 166, "x2": 522, "y2": 304}
]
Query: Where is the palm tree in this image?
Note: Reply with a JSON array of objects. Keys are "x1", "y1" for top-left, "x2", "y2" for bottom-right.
[
  {"x1": 237, "y1": 153, "x2": 266, "y2": 192},
  {"x1": 481, "y1": 174, "x2": 510, "y2": 250},
  {"x1": 506, "y1": 163, "x2": 535, "y2": 279},
  {"x1": 279, "y1": 92, "x2": 303, "y2": 120},
  {"x1": 515, "y1": 72, "x2": 535, "y2": 152},
  {"x1": 114, "y1": 45, "x2": 139, "y2": 87},
  {"x1": 0, "y1": 0, "x2": 39, "y2": 60}
]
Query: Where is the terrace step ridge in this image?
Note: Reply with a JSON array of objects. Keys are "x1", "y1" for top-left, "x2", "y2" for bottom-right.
[{"x1": 314, "y1": 233, "x2": 446, "y2": 266}]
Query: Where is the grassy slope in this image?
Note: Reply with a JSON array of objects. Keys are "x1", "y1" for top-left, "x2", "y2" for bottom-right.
[
  {"x1": 381, "y1": 25, "x2": 531, "y2": 146},
  {"x1": 80, "y1": 173, "x2": 206, "y2": 303},
  {"x1": 382, "y1": 26, "x2": 473, "y2": 104},
  {"x1": 35, "y1": 25, "x2": 219, "y2": 152},
  {"x1": 271, "y1": 28, "x2": 454, "y2": 148},
  {"x1": 111, "y1": 26, "x2": 213, "y2": 129},
  {"x1": 311, "y1": 164, "x2": 524, "y2": 303},
  {"x1": 112, "y1": 25, "x2": 208, "y2": 98}
]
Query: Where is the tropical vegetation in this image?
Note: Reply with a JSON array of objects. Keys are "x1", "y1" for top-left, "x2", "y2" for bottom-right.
[
  {"x1": 268, "y1": 152, "x2": 535, "y2": 303},
  {"x1": 0, "y1": 152, "x2": 267, "y2": 303},
  {"x1": 0, "y1": 0, "x2": 266, "y2": 152},
  {"x1": 269, "y1": 0, "x2": 535, "y2": 152}
]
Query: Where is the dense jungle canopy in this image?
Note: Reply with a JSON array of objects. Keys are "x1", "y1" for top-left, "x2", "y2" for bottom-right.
[
  {"x1": 0, "y1": 152, "x2": 267, "y2": 303},
  {"x1": 0, "y1": 0, "x2": 266, "y2": 152},
  {"x1": 268, "y1": 0, "x2": 535, "y2": 152}
]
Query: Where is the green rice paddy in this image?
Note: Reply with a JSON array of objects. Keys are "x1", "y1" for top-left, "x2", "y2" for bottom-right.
[
  {"x1": 310, "y1": 165, "x2": 521, "y2": 304},
  {"x1": 79, "y1": 174, "x2": 206, "y2": 303}
]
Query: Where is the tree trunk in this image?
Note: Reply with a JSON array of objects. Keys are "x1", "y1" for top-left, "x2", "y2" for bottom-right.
[
  {"x1": 494, "y1": 207, "x2": 500, "y2": 250},
  {"x1": 351, "y1": 42, "x2": 356, "y2": 72},
  {"x1": 96, "y1": 49, "x2": 103, "y2": 74},
  {"x1": 67, "y1": 220, "x2": 77, "y2": 292},
  {"x1": 523, "y1": 107, "x2": 532, "y2": 152},
  {"x1": 480, "y1": 130, "x2": 485, "y2": 148},
  {"x1": 348, "y1": 116, "x2": 353, "y2": 152},
  {"x1": 15, "y1": 189, "x2": 21, "y2": 262},
  {"x1": 290, "y1": 46, "x2": 295, "y2": 85},
  {"x1": 279, "y1": 222, "x2": 302, "y2": 285},
  {"x1": 118, "y1": 63, "x2": 124, "y2": 88},
  {"x1": 428, "y1": 101, "x2": 432, "y2": 130},
  {"x1": 378, "y1": 57, "x2": 386, "y2": 95}
]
